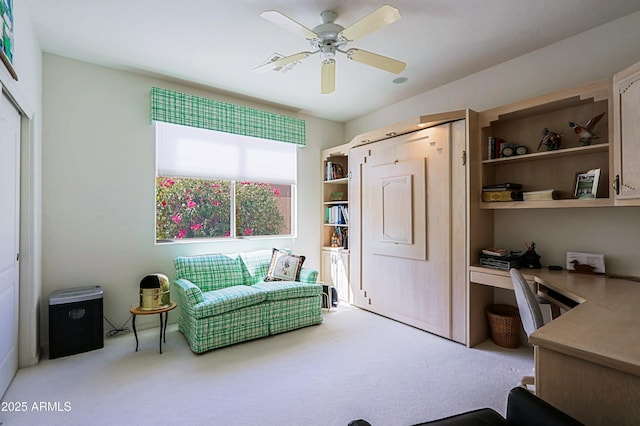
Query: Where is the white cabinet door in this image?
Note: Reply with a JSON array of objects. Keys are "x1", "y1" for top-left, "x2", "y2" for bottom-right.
[
  {"x1": 0, "y1": 93, "x2": 20, "y2": 398},
  {"x1": 321, "y1": 249, "x2": 350, "y2": 303},
  {"x1": 613, "y1": 60, "x2": 640, "y2": 204}
]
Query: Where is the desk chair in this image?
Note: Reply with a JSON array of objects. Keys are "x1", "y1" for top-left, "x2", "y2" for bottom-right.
[{"x1": 510, "y1": 268, "x2": 546, "y2": 389}]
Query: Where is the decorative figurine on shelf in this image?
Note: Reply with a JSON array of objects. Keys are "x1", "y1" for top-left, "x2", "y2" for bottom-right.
[
  {"x1": 522, "y1": 241, "x2": 541, "y2": 269},
  {"x1": 570, "y1": 259, "x2": 597, "y2": 274},
  {"x1": 538, "y1": 128, "x2": 563, "y2": 151},
  {"x1": 568, "y1": 112, "x2": 605, "y2": 146},
  {"x1": 330, "y1": 229, "x2": 340, "y2": 247}
]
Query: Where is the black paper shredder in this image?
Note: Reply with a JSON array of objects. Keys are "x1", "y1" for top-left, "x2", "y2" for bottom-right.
[{"x1": 49, "y1": 285, "x2": 104, "y2": 359}]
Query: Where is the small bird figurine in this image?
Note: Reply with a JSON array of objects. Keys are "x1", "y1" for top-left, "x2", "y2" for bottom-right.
[
  {"x1": 568, "y1": 112, "x2": 605, "y2": 146},
  {"x1": 538, "y1": 128, "x2": 563, "y2": 151},
  {"x1": 570, "y1": 259, "x2": 597, "y2": 274}
]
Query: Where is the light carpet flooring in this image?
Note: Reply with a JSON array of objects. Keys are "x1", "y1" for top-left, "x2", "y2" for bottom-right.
[{"x1": 0, "y1": 304, "x2": 533, "y2": 426}]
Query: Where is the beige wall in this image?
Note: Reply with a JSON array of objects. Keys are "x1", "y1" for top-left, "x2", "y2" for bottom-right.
[
  {"x1": 41, "y1": 54, "x2": 344, "y2": 338},
  {"x1": 345, "y1": 11, "x2": 640, "y2": 276}
]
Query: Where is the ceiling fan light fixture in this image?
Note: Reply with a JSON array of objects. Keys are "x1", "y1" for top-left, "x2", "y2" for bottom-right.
[
  {"x1": 257, "y1": 5, "x2": 406, "y2": 94},
  {"x1": 320, "y1": 44, "x2": 337, "y2": 60}
]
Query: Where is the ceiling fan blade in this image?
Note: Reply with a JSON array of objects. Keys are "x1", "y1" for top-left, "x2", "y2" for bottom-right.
[
  {"x1": 339, "y1": 5, "x2": 401, "y2": 42},
  {"x1": 252, "y1": 52, "x2": 313, "y2": 73},
  {"x1": 346, "y1": 48, "x2": 406, "y2": 74},
  {"x1": 321, "y1": 59, "x2": 336, "y2": 94},
  {"x1": 260, "y1": 10, "x2": 318, "y2": 40}
]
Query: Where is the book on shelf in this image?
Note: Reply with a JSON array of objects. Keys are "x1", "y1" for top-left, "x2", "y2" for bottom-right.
[
  {"x1": 339, "y1": 205, "x2": 349, "y2": 225},
  {"x1": 325, "y1": 162, "x2": 345, "y2": 181},
  {"x1": 482, "y1": 190, "x2": 523, "y2": 202},
  {"x1": 325, "y1": 205, "x2": 348, "y2": 225},
  {"x1": 482, "y1": 182, "x2": 523, "y2": 191},
  {"x1": 522, "y1": 189, "x2": 558, "y2": 201},
  {"x1": 487, "y1": 137, "x2": 507, "y2": 159}
]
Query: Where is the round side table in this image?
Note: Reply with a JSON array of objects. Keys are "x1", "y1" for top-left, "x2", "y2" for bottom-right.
[{"x1": 129, "y1": 301, "x2": 177, "y2": 354}]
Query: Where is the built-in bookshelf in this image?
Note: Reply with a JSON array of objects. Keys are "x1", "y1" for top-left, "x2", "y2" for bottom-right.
[
  {"x1": 478, "y1": 79, "x2": 613, "y2": 209},
  {"x1": 322, "y1": 148, "x2": 349, "y2": 249},
  {"x1": 321, "y1": 144, "x2": 350, "y2": 302}
]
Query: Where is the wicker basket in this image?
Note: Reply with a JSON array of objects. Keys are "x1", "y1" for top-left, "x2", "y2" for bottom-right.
[{"x1": 486, "y1": 304, "x2": 520, "y2": 348}]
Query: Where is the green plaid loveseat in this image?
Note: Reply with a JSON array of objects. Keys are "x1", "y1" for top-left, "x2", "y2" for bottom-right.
[{"x1": 173, "y1": 249, "x2": 322, "y2": 353}]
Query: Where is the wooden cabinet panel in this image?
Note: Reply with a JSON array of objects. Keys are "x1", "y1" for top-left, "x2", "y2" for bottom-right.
[
  {"x1": 321, "y1": 249, "x2": 350, "y2": 302},
  {"x1": 613, "y1": 60, "x2": 640, "y2": 204},
  {"x1": 537, "y1": 347, "x2": 640, "y2": 426},
  {"x1": 348, "y1": 113, "x2": 474, "y2": 345},
  {"x1": 352, "y1": 123, "x2": 455, "y2": 339}
]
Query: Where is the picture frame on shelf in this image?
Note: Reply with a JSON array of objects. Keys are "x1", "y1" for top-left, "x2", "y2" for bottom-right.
[{"x1": 574, "y1": 168, "x2": 600, "y2": 199}]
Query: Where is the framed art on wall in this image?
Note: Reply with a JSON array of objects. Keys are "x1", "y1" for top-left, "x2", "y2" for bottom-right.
[{"x1": 0, "y1": 0, "x2": 18, "y2": 80}]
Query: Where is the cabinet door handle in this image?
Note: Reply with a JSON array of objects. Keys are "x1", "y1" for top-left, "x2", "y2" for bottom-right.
[{"x1": 613, "y1": 174, "x2": 620, "y2": 195}]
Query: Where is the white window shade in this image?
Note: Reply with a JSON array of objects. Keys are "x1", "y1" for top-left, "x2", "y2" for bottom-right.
[{"x1": 156, "y1": 121, "x2": 297, "y2": 184}]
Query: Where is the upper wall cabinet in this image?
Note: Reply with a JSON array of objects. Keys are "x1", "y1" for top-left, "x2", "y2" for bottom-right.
[
  {"x1": 477, "y1": 80, "x2": 613, "y2": 209},
  {"x1": 613, "y1": 60, "x2": 640, "y2": 205}
]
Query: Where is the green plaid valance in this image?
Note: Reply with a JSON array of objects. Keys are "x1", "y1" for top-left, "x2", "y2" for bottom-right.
[{"x1": 150, "y1": 87, "x2": 306, "y2": 146}]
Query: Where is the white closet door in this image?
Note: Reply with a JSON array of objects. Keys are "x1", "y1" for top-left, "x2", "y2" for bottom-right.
[{"x1": 0, "y1": 92, "x2": 20, "y2": 398}]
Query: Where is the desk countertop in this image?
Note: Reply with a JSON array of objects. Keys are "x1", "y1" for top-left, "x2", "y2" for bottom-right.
[{"x1": 469, "y1": 266, "x2": 640, "y2": 376}]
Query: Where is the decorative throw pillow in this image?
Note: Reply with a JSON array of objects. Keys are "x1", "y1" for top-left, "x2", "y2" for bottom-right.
[{"x1": 264, "y1": 248, "x2": 305, "y2": 282}]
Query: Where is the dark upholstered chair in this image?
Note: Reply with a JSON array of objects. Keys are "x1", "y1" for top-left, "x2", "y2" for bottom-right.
[{"x1": 348, "y1": 386, "x2": 583, "y2": 426}]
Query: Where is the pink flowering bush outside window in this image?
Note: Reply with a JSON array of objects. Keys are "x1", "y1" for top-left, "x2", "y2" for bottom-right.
[{"x1": 156, "y1": 177, "x2": 290, "y2": 241}]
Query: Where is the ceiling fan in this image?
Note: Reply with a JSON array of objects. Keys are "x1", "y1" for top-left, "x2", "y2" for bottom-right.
[{"x1": 253, "y1": 5, "x2": 407, "y2": 94}]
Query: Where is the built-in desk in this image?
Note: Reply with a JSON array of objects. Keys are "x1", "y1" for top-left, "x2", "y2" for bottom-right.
[{"x1": 468, "y1": 266, "x2": 640, "y2": 425}]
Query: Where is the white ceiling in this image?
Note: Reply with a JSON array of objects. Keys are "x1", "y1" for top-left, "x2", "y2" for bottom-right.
[{"x1": 25, "y1": 0, "x2": 640, "y2": 122}]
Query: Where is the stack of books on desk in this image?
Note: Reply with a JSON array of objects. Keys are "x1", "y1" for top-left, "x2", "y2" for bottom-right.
[
  {"x1": 479, "y1": 248, "x2": 522, "y2": 270},
  {"x1": 481, "y1": 183, "x2": 523, "y2": 202}
]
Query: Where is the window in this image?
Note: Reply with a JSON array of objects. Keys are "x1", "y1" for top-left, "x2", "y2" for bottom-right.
[{"x1": 155, "y1": 122, "x2": 297, "y2": 242}]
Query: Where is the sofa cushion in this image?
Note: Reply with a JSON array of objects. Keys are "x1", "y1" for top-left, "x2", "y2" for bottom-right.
[
  {"x1": 174, "y1": 253, "x2": 245, "y2": 292},
  {"x1": 252, "y1": 281, "x2": 322, "y2": 301},
  {"x1": 264, "y1": 248, "x2": 305, "y2": 281},
  {"x1": 192, "y1": 285, "x2": 266, "y2": 319},
  {"x1": 239, "y1": 249, "x2": 273, "y2": 285}
]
